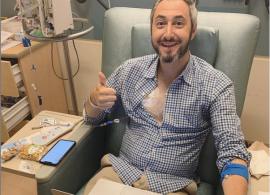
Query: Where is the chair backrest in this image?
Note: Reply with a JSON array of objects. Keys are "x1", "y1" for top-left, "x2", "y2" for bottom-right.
[{"x1": 102, "y1": 7, "x2": 260, "y2": 186}]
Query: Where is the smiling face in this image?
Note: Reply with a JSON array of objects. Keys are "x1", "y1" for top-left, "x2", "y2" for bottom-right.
[{"x1": 151, "y1": 0, "x2": 196, "y2": 65}]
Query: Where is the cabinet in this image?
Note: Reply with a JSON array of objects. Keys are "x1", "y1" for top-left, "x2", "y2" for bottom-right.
[{"x1": 1, "y1": 42, "x2": 68, "y2": 141}]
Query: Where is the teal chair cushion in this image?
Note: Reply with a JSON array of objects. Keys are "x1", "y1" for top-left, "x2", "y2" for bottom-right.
[
  {"x1": 75, "y1": 185, "x2": 85, "y2": 195},
  {"x1": 131, "y1": 24, "x2": 219, "y2": 65},
  {"x1": 197, "y1": 182, "x2": 216, "y2": 195}
]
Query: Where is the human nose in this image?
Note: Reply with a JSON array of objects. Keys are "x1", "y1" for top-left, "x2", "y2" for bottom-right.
[{"x1": 164, "y1": 23, "x2": 173, "y2": 39}]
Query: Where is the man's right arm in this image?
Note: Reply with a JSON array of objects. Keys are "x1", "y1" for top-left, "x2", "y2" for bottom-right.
[{"x1": 84, "y1": 72, "x2": 117, "y2": 119}]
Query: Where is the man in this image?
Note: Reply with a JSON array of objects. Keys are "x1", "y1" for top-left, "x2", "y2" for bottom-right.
[{"x1": 83, "y1": 0, "x2": 250, "y2": 195}]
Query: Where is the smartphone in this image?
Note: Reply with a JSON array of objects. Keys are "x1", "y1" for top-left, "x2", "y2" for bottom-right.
[{"x1": 40, "y1": 139, "x2": 76, "y2": 166}]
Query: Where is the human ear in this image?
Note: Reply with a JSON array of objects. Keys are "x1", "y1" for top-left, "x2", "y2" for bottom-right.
[{"x1": 191, "y1": 24, "x2": 197, "y2": 40}]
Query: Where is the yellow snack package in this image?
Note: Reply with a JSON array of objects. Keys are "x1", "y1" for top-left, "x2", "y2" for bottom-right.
[
  {"x1": 18, "y1": 144, "x2": 46, "y2": 161},
  {"x1": 1, "y1": 147, "x2": 18, "y2": 161}
]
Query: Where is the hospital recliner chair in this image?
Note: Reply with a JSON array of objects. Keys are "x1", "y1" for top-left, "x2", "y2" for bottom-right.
[{"x1": 36, "y1": 7, "x2": 260, "y2": 195}]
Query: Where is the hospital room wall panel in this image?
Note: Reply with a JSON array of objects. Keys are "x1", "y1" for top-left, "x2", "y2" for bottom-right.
[
  {"x1": 57, "y1": 39, "x2": 102, "y2": 115},
  {"x1": 241, "y1": 56, "x2": 269, "y2": 144}
]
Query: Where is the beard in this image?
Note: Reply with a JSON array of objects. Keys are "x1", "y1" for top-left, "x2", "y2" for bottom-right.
[{"x1": 152, "y1": 33, "x2": 192, "y2": 64}]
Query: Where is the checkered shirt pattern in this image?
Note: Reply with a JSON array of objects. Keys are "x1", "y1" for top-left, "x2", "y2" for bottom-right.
[{"x1": 84, "y1": 54, "x2": 251, "y2": 194}]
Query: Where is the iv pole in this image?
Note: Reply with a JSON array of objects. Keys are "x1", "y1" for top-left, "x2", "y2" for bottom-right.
[{"x1": 24, "y1": 19, "x2": 94, "y2": 115}]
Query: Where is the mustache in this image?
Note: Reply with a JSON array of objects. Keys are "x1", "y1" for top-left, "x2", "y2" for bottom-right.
[{"x1": 158, "y1": 38, "x2": 182, "y2": 44}]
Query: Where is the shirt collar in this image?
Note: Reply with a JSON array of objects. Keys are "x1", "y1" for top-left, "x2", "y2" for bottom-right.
[
  {"x1": 143, "y1": 54, "x2": 159, "y2": 79},
  {"x1": 143, "y1": 54, "x2": 194, "y2": 85}
]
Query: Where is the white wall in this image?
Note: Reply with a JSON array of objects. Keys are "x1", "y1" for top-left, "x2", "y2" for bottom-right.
[
  {"x1": 57, "y1": 39, "x2": 102, "y2": 114},
  {"x1": 241, "y1": 56, "x2": 269, "y2": 144},
  {"x1": 59, "y1": 40, "x2": 269, "y2": 144}
]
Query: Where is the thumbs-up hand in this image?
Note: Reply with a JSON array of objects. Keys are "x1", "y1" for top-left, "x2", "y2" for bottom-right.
[
  {"x1": 89, "y1": 72, "x2": 117, "y2": 110},
  {"x1": 98, "y1": 72, "x2": 107, "y2": 86}
]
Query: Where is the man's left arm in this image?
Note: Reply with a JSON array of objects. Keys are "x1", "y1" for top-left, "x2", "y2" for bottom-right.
[
  {"x1": 222, "y1": 159, "x2": 248, "y2": 195},
  {"x1": 209, "y1": 74, "x2": 251, "y2": 195}
]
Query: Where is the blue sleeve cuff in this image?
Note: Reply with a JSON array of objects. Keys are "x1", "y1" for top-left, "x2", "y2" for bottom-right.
[{"x1": 220, "y1": 162, "x2": 249, "y2": 182}]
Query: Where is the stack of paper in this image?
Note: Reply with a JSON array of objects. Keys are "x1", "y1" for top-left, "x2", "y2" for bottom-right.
[
  {"x1": 89, "y1": 179, "x2": 161, "y2": 195},
  {"x1": 1, "y1": 16, "x2": 22, "y2": 51},
  {"x1": 1, "y1": 31, "x2": 14, "y2": 44},
  {"x1": 248, "y1": 141, "x2": 270, "y2": 179},
  {"x1": 1, "y1": 31, "x2": 21, "y2": 52}
]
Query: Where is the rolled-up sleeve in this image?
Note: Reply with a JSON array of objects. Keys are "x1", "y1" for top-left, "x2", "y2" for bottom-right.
[
  {"x1": 83, "y1": 63, "x2": 125, "y2": 125},
  {"x1": 209, "y1": 74, "x2": 251, "y2": 172}
]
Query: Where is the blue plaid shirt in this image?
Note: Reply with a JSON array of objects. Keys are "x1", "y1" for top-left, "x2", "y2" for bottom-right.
[{"x1": 84, "y1": 54, "x2": 251, "y2": 194}]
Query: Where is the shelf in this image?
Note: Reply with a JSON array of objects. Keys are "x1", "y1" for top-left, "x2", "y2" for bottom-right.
[
  {"x1": 2, "y1": 96, "x2": 31, "y2": 132},
  {"x1": 11, "y1": 64, "x2": 23, "y2": 86}
]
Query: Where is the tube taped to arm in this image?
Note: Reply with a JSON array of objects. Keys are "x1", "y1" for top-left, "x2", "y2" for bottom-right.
[{"x1": 220, "y1": 162, "x2": 249, "y2": 182}]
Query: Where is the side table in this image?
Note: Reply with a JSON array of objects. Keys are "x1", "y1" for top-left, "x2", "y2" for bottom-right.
[{"x1": 1, "y1": 110, "x2": 83, "y2": 195}]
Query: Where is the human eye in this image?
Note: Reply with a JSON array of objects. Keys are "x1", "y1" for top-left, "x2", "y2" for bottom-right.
[
  {"x1": 174, "y1": 20, "x2": 184, "y2": 28},
  {"x1": 155, "y1": 19, "x2": 166, "y2": 28}
]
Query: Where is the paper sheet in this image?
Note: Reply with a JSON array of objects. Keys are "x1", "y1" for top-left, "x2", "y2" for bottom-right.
[
  {"x1": 1, "y1": 39, "x2": 21, "y2": 52},
  {"x1": 249, "y1": 150, "x2": 270, "y2": 175},
  {"x1": 18, "y1": 160, "x2": 36, "y2": 174},
  {"x1": 258, "y1": 192, "x2": 269, "y2": 195},
  {"x1": 1, "y1": 31, "x2": 14, "y2": 43},
  {"x1": 89, "y1": 179, "x2": 161, "y2": 195},
  {"x1": 1, "y1": 16, "x2": 22, "y2": 34}
]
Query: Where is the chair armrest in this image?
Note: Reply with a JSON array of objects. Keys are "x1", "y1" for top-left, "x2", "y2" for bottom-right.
[{"x1": 36, "y1": 124, "x2": 106, "y2": 195}]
